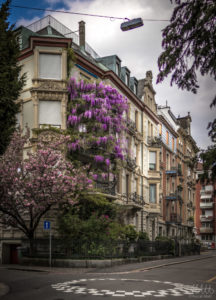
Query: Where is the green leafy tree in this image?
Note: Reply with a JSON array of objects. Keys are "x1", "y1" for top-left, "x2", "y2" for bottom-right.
[
  {"x1": 0, "y1": 0, "x2": 25, "y2": 154},
  {"x1": 157, "y1": 0, "x2": 216, "y2": 94},
  {"x1": 157, "y1": 0, "x2": 216, "y2": 179},
  {"x1": 200, "y1": 145, "x2": 216, "y2": 183}
]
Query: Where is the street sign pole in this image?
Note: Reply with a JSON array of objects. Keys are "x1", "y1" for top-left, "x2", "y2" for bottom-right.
[
  {"x1": 44, "y1": 221, "x2": 52, "y2": 267},
  {"x1": 49, "y1": 228, "x2": 52, "y2": 268}
]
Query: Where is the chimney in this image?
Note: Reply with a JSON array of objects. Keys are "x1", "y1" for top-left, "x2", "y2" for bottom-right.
[{"x1": 79, "y1": 21, "x2": 85, "y2": 50}]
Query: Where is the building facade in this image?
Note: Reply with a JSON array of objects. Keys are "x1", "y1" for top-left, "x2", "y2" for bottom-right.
[
  {"x1": 0, "y1": 15, "x2": 163, "y2": 263},
  {"x1": 1, "y1": 14, "x2": 202, "y2": 263},
  {"x1": 196, "y1": 163, "x2": 216, "y2": 248},
  {"x1": 157, "y1": 105, "x2": 198, "y2": 240}
]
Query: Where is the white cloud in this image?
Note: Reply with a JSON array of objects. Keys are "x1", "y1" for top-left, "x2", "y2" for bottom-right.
[{"x1": 16, "y1": 16, "x2": 40, "y2": 27}]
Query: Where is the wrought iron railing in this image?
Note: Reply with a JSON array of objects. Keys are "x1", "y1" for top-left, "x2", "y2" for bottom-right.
[
  {"x1": 167, "y1": 213, "x2": 182, "y2": 224},
  {"x1": 19, "y1": 239, "x2": 176, "y2": 259},
  {"x1": 95, "y1": 182, "x2": 116, "y2": 196},
  {"x1": 127, "y1": 119, "x2": 137, "y2": 133},
  {"x1": 122, "y1": 192, "x2": 145, "y2": 206}
]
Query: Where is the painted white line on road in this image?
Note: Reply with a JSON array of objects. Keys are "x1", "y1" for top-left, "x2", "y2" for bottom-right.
[{"x1": 51, "y1": 277, "x2": 203, "y2": 297}]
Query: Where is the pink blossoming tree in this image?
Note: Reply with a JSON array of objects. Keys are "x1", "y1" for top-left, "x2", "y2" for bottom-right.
[
  {"x1": 67, "y1": 78, "x2": 128, "y2": 193},
  {"x1": 0, "y1": 128, "x2": 92, "y2": 253}
]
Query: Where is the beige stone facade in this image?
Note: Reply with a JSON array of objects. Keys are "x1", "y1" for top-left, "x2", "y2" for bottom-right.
[{"x1": 0, "y1": 15, "x2": 198, "y2": 263}]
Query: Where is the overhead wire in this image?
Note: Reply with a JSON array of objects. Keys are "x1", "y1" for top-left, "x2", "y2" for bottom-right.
[{"x1": 10, "y1": 5, "x2": 170, "y2": 22}]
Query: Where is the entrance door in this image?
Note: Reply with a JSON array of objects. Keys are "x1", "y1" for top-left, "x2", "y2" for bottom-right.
[{"x1": 10, "y1": 244, "x2": 19, "y2": 264}]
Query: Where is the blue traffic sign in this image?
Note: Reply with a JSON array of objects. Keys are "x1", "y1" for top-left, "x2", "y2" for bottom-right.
[{"x1": 44, "y1": 220, "x2": 50, "y2": 230}]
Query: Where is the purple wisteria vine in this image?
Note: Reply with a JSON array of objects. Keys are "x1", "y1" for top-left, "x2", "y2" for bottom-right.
[{"x1": 67, "y1": 78, "x2": 128, "y2": 187}]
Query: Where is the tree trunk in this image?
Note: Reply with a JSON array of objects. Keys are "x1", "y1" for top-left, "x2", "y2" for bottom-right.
[{"x1": 28, "y1": 232, "x2": 35, "y2": 257}]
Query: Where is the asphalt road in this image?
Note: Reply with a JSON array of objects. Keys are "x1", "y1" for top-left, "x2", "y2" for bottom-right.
[{"x1": 0, "y1": 252, "x2": 216, "y2": 299}]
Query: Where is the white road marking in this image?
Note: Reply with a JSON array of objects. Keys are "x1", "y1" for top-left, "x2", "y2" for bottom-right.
[{"x1": 52, "y1": 277, "x2": 202, "y2": 297}]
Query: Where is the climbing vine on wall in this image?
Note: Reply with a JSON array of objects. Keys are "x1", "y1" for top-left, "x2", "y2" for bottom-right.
[{"x1": 67, "y1": 78, "x2": 128, "y2": 188}]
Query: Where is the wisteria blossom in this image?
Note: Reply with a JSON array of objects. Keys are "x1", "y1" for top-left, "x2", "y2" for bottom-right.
[{"x1": 67, "y1": 78, "x2": 128, "y2": 185}]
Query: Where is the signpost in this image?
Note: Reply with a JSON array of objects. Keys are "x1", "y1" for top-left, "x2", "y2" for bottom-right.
[{"x1": 44, "y1": 221, "x2": 51, "y2": 267}]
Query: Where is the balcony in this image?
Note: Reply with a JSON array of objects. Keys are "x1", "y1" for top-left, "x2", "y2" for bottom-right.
[
  {"x1": 200, "y1": 215, "x2": 214, "y2": 222},
  {"x1": 127, "y1": 119, "x2": 137, "y2": 135},
  {"x1": 187, "y1": 201, "x2": 194, "y2": 208},
  {"x1": 122, "y1": 192, "x2": 145, "y2": 208},
  {"x1": 165, "y1": 166, "x2": 182, "y2": 177},
  {"x1": 200, "y1": 202, "x2": 213, "y2": 209},
  {"x1": 187, "y1": 180, "x2": 195, "y2": 188},
  {"x1": 147, "y1": 136, "x2": 161, "y2": 148},
  {"x1": 187, "y1": 217, "x2": 194, "y2": 227},
  {"x1": 165, "y1": 192, "x2": 180, "y2": 201},
  {"x1": 200, "y1": 227, "x2": 213, "y2": 234},
  {"x1": 200, "y1": 185, "x2": 213, "y2": 194},
  {"x1": 166, "y1": 213, "x2": 182, "y2": 225},
  {"x1": 95, "y1": 182, "x2": 116, "y2": 196}
]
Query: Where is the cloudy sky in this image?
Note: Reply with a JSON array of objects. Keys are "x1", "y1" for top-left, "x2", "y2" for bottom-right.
[{"x1": 3, "y1": 0, "x2": 216, "y2": 150}]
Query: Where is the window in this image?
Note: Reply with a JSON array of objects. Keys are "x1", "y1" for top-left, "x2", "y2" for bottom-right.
[
  {"x1": 148, "y1": 121, "x2": 151, "y2": 136},
  {"x1": 126, "y1": 73, "x2": 130, "y2": 86},
  {"x1": 151, "y1": 124, "x2": 153, "y2": 136},
  {"x1": 141, "y1": 143, "x2": 143, "y2": 172},
  {"x1": 39, "y1": 53, "x2": 62, "y2": 79},
  {"x1": 116, "y1": 62, "x2": 120, "y2": 76},
  {"x1": 134, "y1": 82, "x2": 138, "y2": 95},
  {"x1": 166, "y1": 131, "x2": 169, "y2": 145},
  {"x1": 159, "y1": 124, "x2": 162, "y2": 135},
  {"x1": 39, "y1": 100, "x2": 61, "y2": 128},
  {"x1": 172, "y1": 178, "x2": 175, "y2": 193},
  {"x1": 149, "y1": 184, "x2": 156, "y2": 203},
  {"x1": 135, "y1": 178, "x2": 138, "y2": 193},
  {"x1": 16, "y1": 112, "x2": 21, "y2": 128},
  {"x1": 135, "y1": 110, "x2": 138, "y2": 129},
  {"x1": 172, "y1": 137, "x2": 174, "y2": 151},
  {"x1": 166, "y1": 153, "x2": 170, "y2": 169},
  {"x1": 126, "y1": 174, "x2": 129, "y2": 197},
  {"x1": 141, "y1": 176, "x2": 143, "y2": 197},
  {"x1": 149, "y1": 151, "x2": 156, "y2": 170}
]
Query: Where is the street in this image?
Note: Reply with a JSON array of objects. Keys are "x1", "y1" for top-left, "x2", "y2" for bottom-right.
[{"x1": 0, "y1": 252, "x2": 216, "y2": 299}]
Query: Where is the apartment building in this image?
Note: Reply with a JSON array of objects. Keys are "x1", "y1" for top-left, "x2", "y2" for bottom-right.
[
  {"x1": 196, "y1": 163, "x2": 216, "y2": 248},
  {"x1": 157, "y1": 105, "x2": 198, "y2": 239},
  {"x1": 0, "y1": 15, "x2": 162, "y2": 263}
]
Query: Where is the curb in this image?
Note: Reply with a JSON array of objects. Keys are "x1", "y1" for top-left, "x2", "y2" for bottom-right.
[
  {"x1": 93, "y1": 254, "x2": 216, "y2": 274},
  {"x1": 141, "y1": 254, "x2": 216, "y2": 271},
  {"x1": 0, "y1": 282, "x2": 9, "y2": 298}
]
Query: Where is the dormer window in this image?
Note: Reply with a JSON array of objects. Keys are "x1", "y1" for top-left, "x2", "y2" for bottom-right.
[
  {"x1": 126, "y1": 73, "x2": 130, "y2": 86},
  {"x1": 134, "y1": 82, "x2": 138, "y2": 95},
  {"x1": 116, "y1": 61, "x2": 120, "y2": 76}
]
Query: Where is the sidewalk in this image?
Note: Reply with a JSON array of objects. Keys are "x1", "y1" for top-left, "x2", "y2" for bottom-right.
[{"x1": 0, "y1": 251, "x2": 215, "y2": 297}]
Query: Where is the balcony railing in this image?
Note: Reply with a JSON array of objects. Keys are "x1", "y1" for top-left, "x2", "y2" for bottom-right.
[
  {"x1": 187, "y1": 220, "x2": 194, "y2": 227},
  {"x1": 187, "y1": 201, "x2": 194, "y2": 208},
  {"x1": 147, "y1": 136, "x2": 161, "y2": 148},
  {"x1": 95, "y1": 182, "x2": 116, "y2": 196},
  {"x1": 166, "y1": 166, "x2": 182, "y2": 176},
  {"x1": 200, "y1": 186, "x2": 213, "y2": 194},
  {"x1": 165, "y1": 192, "x2": 178, "y2": 201},
  {"x1": 166, "y1": 213, "x2": 182, "y2": 225},
  {"x1": 122, "y1": 192, "x2": 145, "y2": 207},
  {"x1": 200, "y1": 227, "x2": 213, "y2": 234},
  {"x1": 200, "y1": 202, "x2": 213, "y2": 209},
  {"x1": 127, "y1": 119, "x2": 137, "y2": 134},
  {"x1": 200, "y1": 215, "x2": 214, "y2": 222}
]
